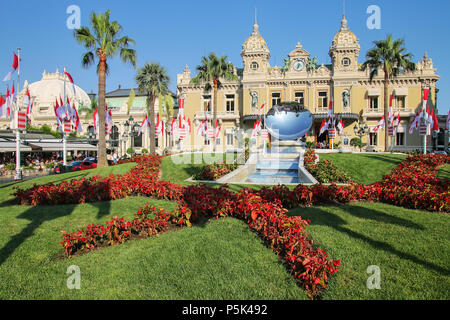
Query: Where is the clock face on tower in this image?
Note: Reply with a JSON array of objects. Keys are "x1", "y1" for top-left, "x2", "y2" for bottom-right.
[{"x1": 293, "y1": 58, "x2": 305, "y2": 71}]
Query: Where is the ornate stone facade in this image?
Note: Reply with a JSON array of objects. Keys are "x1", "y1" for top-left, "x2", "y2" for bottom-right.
[{"x1": 177, "y1": 14, "x2": 444, "y2": 152}]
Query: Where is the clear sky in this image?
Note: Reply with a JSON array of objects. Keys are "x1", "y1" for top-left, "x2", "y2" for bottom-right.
[{"x1": 1, "y1": 0, "x2": 449, "y2": 114}]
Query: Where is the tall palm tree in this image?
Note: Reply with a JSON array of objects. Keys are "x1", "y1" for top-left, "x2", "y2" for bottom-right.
[
  {"x1": 135, "y1": 62, "x2": 170, "y2": 155},
  {"x1": 191, "y1": 53, "x2": 238, "y2": 151},
  {"x1": 362, "y1": 34, "x2": 415, "y2": 151},
  {"x1": 74, "y1": 10, "x2": 136, "y2": 167}
]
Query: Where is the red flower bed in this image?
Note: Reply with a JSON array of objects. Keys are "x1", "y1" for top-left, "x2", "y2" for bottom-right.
[
  {"x1": 193, "y1": 163, "x2": 239, "y2": 181},
  {"x1": 13, "y1": 155, "x2": 182, "y2": 206},
  {"x1": 12, "y1": 153, "x2": 450, "y2": 299}
]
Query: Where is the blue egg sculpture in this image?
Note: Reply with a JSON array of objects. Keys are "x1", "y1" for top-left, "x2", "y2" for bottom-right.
[{"x1": 265, "y1": 104, "x2": 313, "y2": 140}]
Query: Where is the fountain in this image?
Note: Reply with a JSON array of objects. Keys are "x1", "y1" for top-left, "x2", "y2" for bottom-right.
[{"x1": 218, "y1": 103, "x2": 318, "y2": 185}]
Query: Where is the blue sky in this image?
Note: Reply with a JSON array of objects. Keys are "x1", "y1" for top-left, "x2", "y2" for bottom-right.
[{"x1": 1, "y1": 0, "x2": 449, "y2": 114}]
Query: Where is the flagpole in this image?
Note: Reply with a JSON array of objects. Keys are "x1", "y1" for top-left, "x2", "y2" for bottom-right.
[
  {"x1": 63, "y1": 66, "x2": 67, "y2": 165},
  {"x1": 14, "y1": 48, "x2": 22, "y2": 181}
]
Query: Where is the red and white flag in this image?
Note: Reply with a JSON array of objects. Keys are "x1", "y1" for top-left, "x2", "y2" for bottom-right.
[
  {"x1": 24, "y1": 88, "x2": 32, "y2": 118},
  {"x1": 259, "y1": 103, "x2": 265, "y2": 116},
  {"x1": 3, "y1": 52, "x2": 19, "y2": 82},
  {"x1": 215, "y1": 120, "x2": 221, "y2": 138},
  {"x1": 432, "y1": 112, "x2": 439, "y2": 133},
  {"x1": 0, "y1": 95, "x2": 6, "y2": 118},
  {"x1": 64, "y1": 71, "x2": 77, "y2": 95},
  {"x1": 178, "y1": 98, "x2": 185, "y2": 117},
  {"x1": 93, "y1": 108, "x2": 98, "y2": 132},
  {"x1": 373, "y1": 116, "x2": 385, "y2": 133},
  {"x1": 105, "y1": 108, "x2": 113, "y2": 135},
  {"x1": 197, "y1": 120, "x2": 207, "y2": 136},
  {"x1": 409, "y1": 112, "x2": 420, "y2": 134},
  {"x1": 327, "y1": 99, "x2": 334, "y2": 118},
  {"x1": 393, "y1": 113, "x2": 400, "y2": 127},
  {"x1": 137, "y1": 115, "x2": 149, "y2": 136},
  {"x1": 187, "y1": 118, "x2": 191, "y2": 134},
  {"x1": 55, "y1": 98, "x2": 66, "y2": 119},
  {"x1": 73, "y1": 104, "x2": 82, "y2": 133},
  {"x1": 388, "y1": 92, "x2": 395, "y2": 126},
  {"x1": 337, "y1": 118, "x2": 344, "y2": 135},
  {"x1": 319, "y1": 119, "x2": 328, "y2": 136}
]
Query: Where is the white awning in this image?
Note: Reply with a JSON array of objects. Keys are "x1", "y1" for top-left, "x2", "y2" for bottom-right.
[
  {"x1": 367, "y1": 88, "x2": 381, "y2": 96},
  {"x1": 0, "y1": 141, "x2": 32, "y2": 152},
  {"x1": 28, "y1": 142, "x2": 97, "y2": 151}
]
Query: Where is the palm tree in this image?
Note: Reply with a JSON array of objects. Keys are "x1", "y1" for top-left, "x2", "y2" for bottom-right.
[
  {"x1": 74, "y1": 10, "x2": 136, "y2": 167},
  {"x1": 362, "y1": 34, "x2": 415, "y2": 151},
  {"x1": 191, "y1": 53, "x2": 238, "y2": 151},
  {"x1": 135, "y1": 62, "x2": 170, "y2": 155}
]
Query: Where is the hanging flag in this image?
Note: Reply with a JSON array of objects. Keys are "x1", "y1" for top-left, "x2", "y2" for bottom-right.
[
  {"x1": 24, "y1": 88, "x2": 32, "y2": 118},
  {"x1": 64, "y1": 71, "x2": 77, "y2": 95},
  {"x1": 0, "y1": 95, "x2": 6, "y2": 118},
  {"x1": 445, "y1": 110, "x2": 450, "y2": 133},
  {"x1": 426, "y1": 109, "x2": 434, "y2": 127},
  {"x1": 319, "y1": 119, "x2": 327, "y2": 136},
  {"x1": 215, "y1": 120, "x2": 221, "y2": 138},
  {"x1": 259, "y1": 103, "x2": 265, "y2": 116},
  {"x1": 327, "y1": 99, "x2": 334, "y2": 118},
  {"x1": 73, "y1": 104, "x2": 82, "y2": 133},
  {"x1": 178, "y1": 116, "x2": 186, "y2": 139},
  {"x1": 55, "y1": 98, "x2": 66, "y2": 119},
  {"x1": 409, "y1": 112, "x2": 420, "y2": 134},
  {"x1": 187, "y1": 118, "x2": 191, "y2": 134},
  {"x1": 432, "y1": 112, "x2": 439, "y2": 133},
  {"x1": 93, "y1": 108, "x2": 98, "y2": 132},
  {"x1": 373, "y1": 116, "x2": 385, "y2": 133},
  {"x1": 3, "y1": 52, "x2": 19, "y2": 82},
  {"x1": 137, "y1": 115, "x2": 149, "y2": 136},
  {"x1": 105, "y1": 108, "x2": 113, "y2": 135},
  {"x1": 178, "y1": 98, "x2": 185, "y2": 117},
  {"x1": 389, "y1": 92, "x2": 395, "y2": 126},
  {"x1": 337, "y1": 118, "x2": 344, "y2": 136}
]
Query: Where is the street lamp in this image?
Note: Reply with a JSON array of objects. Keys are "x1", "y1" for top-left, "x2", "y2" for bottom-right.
[{"x1": 353, "y1": 120, "x2": 369, "y2": 152}]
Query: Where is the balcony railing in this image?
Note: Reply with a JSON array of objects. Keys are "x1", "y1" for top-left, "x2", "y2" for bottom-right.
[{"x1": 194, "y1": 111, "x2": 239, "y2": 120}]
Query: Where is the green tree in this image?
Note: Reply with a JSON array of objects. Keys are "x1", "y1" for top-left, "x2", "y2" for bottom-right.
[
  {"x1": 74, "y1": 10, "x2": 136, "y2": 167},
  {"x1": 191, "y1": 53, "x2": 238, "y2": 151},
  {"x1": 78, "y1": 97, "x2": 97, "y2": 120},
  {"x1": 135, "y1": 62, "x2": 170, "y2": 155},
  {"x1": 361, "y1": 35, "x2": 415, "y2": 151}
]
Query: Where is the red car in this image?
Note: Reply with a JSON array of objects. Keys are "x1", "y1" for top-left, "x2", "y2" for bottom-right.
[{"x1": 73, "y1": 160, "x2": 97, "y2": 171}]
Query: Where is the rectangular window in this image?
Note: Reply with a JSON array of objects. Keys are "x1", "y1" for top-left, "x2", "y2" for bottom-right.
[
  {"x1": 155, "y1": 138, "x2": 159, "y2": 148},
  {"x1": 226, "y1": 133, "x2": 234, "y2": 146},
  {"x1": 271, "y1": 92, "x2": 281, "y2": 106},
  {"x1": 396, "y1": 132, "x2": 404, "y2": 146},
  {"x1": 369, "y1": 96, "x2": 379, "y2": 110},
  {"x1": 294, "y1": 91, "x2": 304, "y2": 105},
  {"x1": 369, "y1": 133, "x2": 378, "y2": 146},
  {"x1": 396, "y1": 96, "x2": 406, "y2": 109},
  {"x1": 318, "y1": 91, "x2": 328, "y2": 108},
  {"x1": 226, "y1": 95, "x2": 235, "y2": 112},
  {"x1": 203, "y1": 95, "x2": 211, "y2": 110}
]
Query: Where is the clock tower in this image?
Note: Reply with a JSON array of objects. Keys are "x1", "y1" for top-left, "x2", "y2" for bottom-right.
[{"x1": 329, "y1": 15, "x2": 360, "y2": 74}]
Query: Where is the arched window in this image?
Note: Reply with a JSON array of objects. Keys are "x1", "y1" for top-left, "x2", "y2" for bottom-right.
[
  {"x1": 110, "y1": 125, "x2": 119, "y2": 147},
  {"x1": 133, "y1": 124, "x2": 142, "y2": 148}
]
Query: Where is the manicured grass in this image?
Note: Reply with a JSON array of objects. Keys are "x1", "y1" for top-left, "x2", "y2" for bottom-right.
[
  {"x1": 1, "y1": 155, "x2": 448, "y2": 300},
  {"x1": 437, "y1": 164, "x2": 450, "y2": 181},
  {"x1": 319, "y1": 153, "x2": 407, "y2": 184},
  {"x1": 289, "y1": 203, "x2": 450, "y2": 300}
]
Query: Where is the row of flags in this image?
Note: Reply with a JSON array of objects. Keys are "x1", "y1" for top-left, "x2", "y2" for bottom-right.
[
  {"x1": 319, "y1": 100, "x2": 345, "y2": 137},
  {"x1": 408, "y1": 88, "x2": 440, "y2": 134}
]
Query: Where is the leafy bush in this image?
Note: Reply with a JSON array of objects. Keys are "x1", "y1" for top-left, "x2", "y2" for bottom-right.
[
  {"x1": 193, "y1": 163, "x2": 239, "y2": 181},
  {"x1": 304, "y1": 149, "x2": 350, "y2": 183},
  {"x1": 141, "y1": 148, "x2": 149, "y2": 154},
  {"x1": 5, "y1": 163, "x2": 16, "y2": 171},
  {"x1": 126, "y1": 148, "x2": 135, "y2": 155}
]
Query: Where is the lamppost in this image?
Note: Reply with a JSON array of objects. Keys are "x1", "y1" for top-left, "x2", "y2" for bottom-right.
[
  {"x1": 353, "y1": 120, "x2": 369, "y2": 152},
  {"x1": 123, "y1": 115, "x2": 135, "y2": 156}
]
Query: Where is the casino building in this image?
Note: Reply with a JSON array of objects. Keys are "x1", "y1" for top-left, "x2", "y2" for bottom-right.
[{"x1": 177, "y1": 14, "x2": 448, "y2": 152}]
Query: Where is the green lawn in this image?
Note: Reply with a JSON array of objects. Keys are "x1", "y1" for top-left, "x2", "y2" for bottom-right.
[
  {"x1": 0, "y1": 156, "x2": 449, "y2": 299},
  {"x1": 289, "y1": 203, "x2": 450, "y2": 300},
  {"x1": 319, "y1": 153, "x2": 407, "y2": 184}
]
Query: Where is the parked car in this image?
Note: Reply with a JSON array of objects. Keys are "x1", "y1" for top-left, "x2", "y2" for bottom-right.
[
  {"x1": 54, "y1": 161, "x2": 81, "y2": 174},
  {"x1": 70, "y1": 161, "x2": 84, "y2": 171},
  {"x1": 80, "y1": 161, "x2": 97, "y2": 171}
]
